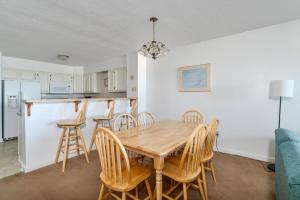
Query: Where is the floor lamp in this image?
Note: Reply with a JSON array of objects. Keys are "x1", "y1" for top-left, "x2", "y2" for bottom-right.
[{"x1": 268, "y1": 80, "x2": 294, "y2": 171}]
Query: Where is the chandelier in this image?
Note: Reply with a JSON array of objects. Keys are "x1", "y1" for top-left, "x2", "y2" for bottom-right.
[{"x1": 139, "y1": 17, "x2": 170, "y2": 59}]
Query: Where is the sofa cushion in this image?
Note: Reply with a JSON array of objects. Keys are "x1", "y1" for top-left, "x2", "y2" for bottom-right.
[
  {"x1": 276, "y1": 128, "x2": 300, "y2": 146},
  {"x1": 278, "y1": 141, "x2": 300, "y2": 186}
]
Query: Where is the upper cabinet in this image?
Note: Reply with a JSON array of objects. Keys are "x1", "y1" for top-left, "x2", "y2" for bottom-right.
[
  {"x1": 73, "y1": 74, "x2": 83, "y2": 93},
  {"x1": 2, "y1": 67, "x2": 127, "y2": 94},
  {"x1": 83, "y1": 73, "x2": 100, "y2": 93},
  {"x1": 3, "y1": 68, "x2": 40, "y2": 81},
  {"x1": 2, "y1": 68, "x2": 18, "y2": 80},
  {"x1": 19, "y1": 70, "x2": 38, "y2": 80},
  {"x1": 108, "y1": 67, "x2": 127, "y2": 92},
  {"x1": 37, "y1": 72, "x2": 50, "y2": 93},
  {"x1": 49, "y1": 73, "x2": 72, "y2": 83}
]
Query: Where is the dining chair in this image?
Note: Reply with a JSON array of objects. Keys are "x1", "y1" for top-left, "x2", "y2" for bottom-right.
[
  {"x1": 161, "y1": 124, "x2": 208, "y2": 200},
  {"x1": 95, "y1": 128, "x2": 153, "y2": 200},
  {"x1": 55, "y1": 100, "x2": 89, "y2": 172},
  {"x1": 113, "y1": 113, "x2": 143, "y2": 161},
  {"x1": 130, "y1": 99, "x2": 138, "y2": 118},
  {"x1": 201, "y1": 118, "x2": 219, "y2": 194},
  {"x1": 113, "y1": 113, "x2": 137, "y2": 132},
  {"x1": 181, "y1": 110, "x2": 204, "y2": 127},
  {"x1": 137, "y1": 112, "x2": 155, "y2": 127}
]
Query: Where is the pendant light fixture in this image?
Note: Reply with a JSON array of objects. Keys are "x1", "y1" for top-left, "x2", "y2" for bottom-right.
[{"x1": 138, "y1": 17, "x2": 170, "y2": 59}]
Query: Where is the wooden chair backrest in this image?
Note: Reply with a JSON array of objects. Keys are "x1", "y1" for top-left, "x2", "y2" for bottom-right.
[
  {"x1": 178, "y1": 124, "x2": 208, "y2": 176},
  {"x1": 130, "y1": 100, "x2": 138, "y2": 118},
  {"x1": 107, "y1": 100, "x2": 115, "y2": 118},
  {"x1": 137, "y1": 112, "x2": 155, "y2": 127},
  {"x1": 204, "y1": 118, "x2": 219, "y2": 158},
  {"x1": 95, "y1": 128, "x2": 131, "y2": 185},
  {"x1": 75, "y1": 100, "x2": 88, "y2": 124},
  {"x1": 113, "y1": 114, "x2": 138, "y2": 132},
  {"x1": 181, "y1": 110, "x2": 204, "y2": 127}
]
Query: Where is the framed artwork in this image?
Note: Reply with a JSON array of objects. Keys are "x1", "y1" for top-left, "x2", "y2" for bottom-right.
[{"x1": 177, "y1": 63, "x2": 211, "y2": 92}]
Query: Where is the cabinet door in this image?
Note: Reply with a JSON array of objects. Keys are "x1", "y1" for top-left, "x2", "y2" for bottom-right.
[
  {"x1": 115, "y1": 68, "x2": 127, "y2": 92},
  {"x1": 38, "y1": 72, "x2": 50, "y2": 93},
  {"x1": 73, "y1": 74, "x2": 83, "y2": 93},
  {"x1": 108, "y1": 70, "x2": 115, "y2": 91},
  {"x1": 20, "y1": 70, "x2": 36, "y2": 80},
  {"x1": 91, "y1": 73, "x2": 100, "y2": 93},
  {"x1": 2, "y1": 68, "x2": 20, "y2": 80},
  {"x1": 50, "y1": 73, "x2": 72, "y2": 83},
  {"x1": 83, "y1": 74, "x2": 91, "y2": 93}
]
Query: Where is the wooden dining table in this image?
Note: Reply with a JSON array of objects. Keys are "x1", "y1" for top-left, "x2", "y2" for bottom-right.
[{"x1": 118, "y1": 120, "x2": 195, "y2": 200}]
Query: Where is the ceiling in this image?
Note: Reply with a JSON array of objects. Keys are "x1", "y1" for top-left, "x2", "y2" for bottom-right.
[{"x1": 0, "y1": 0, "x2": 300, "y2": 66}]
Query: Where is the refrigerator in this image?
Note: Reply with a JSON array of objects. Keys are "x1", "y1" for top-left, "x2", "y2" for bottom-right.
[{"x1": 2, "y1": 80, "x2": 41, "y2": 141}]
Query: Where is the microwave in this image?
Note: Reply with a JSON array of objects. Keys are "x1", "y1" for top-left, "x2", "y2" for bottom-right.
[{"x1": 49, "y1": 82, "x2": 72, "y2": 94}]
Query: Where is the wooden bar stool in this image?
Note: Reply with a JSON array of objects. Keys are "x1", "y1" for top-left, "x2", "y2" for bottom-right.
[
  {"x1": 89, "y1": 100, "x2": 114, "y2": 153},
  {"x1": 55, "y1": 100, "x2": 89, "y2": 172}
]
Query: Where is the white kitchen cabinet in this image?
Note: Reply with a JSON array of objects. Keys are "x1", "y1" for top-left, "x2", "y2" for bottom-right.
[
  {"x1": 2, "y1": 68, "x2": 20, "y2": 80},
  {"x1": 49, "y1": 73, "x2": 72, "y2": 83},
  {"x1": 83, "y1": 74, "x2": 90, "y2": 93},
  {"x1": 19, "y1": 70, "x2": 38, "y2": 80},
  {"x1": 108, "y1": 67, "x2": 127, "y2": 92},
  {"x1": 73, "y1": 74, "x2": 83, "y2": 93},
  {"x1": 83, "y1": 73, "x2": 100, "y2": 93},
  {"x1": 38, "y1": 71, "x2": 50, "y2": 93},
  {"x1": 2, "y1": 69, "x2": 41, "y2": 81}
]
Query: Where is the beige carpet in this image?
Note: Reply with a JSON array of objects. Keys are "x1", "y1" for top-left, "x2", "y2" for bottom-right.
[{"x1": 0, "y1": 152, "x2": 275, "y2": 200}]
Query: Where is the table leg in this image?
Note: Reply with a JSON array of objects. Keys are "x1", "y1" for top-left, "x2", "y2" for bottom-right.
[{"x1": 154, "y1": 157, "x2": 164, "y2": 200}]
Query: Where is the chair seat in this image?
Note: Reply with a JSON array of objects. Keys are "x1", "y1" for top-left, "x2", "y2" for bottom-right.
[
  {"x1": 92, "y1": 115, "x2": 112, "y2": 121},
  {"x1": 100, "y1": 163, "x2": 151, "y2": 192},
  {"x1": 202, "y1": 152, "x2": 214, "y2": 163},
  {"x1": 57, "y1": 120, "x2": 84, "y2": 127},
  {"x1": 163, "y1": 155, "x2": 201, "y2": 183}
]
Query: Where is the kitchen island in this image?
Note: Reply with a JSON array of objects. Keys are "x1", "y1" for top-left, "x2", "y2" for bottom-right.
[{"x1": 18, "y1": 98, "x2": 136, "y2": 172}]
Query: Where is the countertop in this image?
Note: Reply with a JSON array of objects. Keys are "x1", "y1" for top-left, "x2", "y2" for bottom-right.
[{"x1": 23, "y1": 97, "x2": 137, "y2": 104}]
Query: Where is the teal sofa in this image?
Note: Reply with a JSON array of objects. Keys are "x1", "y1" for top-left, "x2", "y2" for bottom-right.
[{"x1": 275, "y1": 128, "x2": 300, "y2": 200}]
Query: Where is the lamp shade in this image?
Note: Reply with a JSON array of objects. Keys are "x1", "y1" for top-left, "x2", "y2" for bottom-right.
[{"x1": 270, "y1": 80, "x2": 294, "y2": 98}]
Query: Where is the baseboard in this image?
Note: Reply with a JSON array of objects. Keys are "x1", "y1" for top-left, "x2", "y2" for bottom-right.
[
  {"x1": 18, "y1": 159, "x2": 25, "y2": 172},
  {"x1": 217, "y1": 147, "x2": 275, "y2": 163},
  {"x1": 0, "y1": 138, "x2": 3, "y2": 143}
]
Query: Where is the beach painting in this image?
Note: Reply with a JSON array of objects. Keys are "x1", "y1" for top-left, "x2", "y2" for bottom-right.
[{"x1": 177, "y1": 64, "x2": 211, "y2": 92}]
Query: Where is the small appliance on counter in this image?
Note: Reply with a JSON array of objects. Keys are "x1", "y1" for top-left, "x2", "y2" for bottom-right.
[{"x1": 1, "y1": 80, "x2": 41, "y2": 141}]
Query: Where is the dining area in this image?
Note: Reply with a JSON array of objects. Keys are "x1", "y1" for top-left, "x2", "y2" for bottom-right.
[
  {"x1": 55, "y1": 99, "x2": 219, "y2": 200},
  {"x1": 0, "y1": 97, "x2": 275, "y2": 200}
]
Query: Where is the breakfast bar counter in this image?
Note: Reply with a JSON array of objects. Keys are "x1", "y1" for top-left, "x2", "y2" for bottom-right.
[{"x1": 18, "y1": 97, "x2": 136, "y2": 172}]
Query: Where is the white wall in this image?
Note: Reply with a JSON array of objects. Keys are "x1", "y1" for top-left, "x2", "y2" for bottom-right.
[
  {"x1": 126, "y1": 52, "x2": 138, "y2": 98},
  {"x1": 146, "y1": 19, "x2": 300, "y2": 162},
  {"x1": 83, "y1": 55, "x2": 126, "y2": 73},
  {"x1": 0, "y1": 52, "x2": 2, "y2": 142},
  {"x1": 2, "y1": 56, "x2": 84, "y2": 74},
  {"x1": 137, "y1": 53, "x2": 147, "y2": 112}
]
